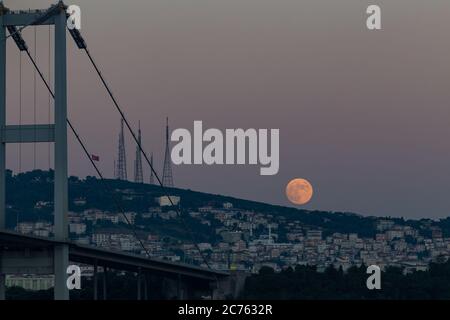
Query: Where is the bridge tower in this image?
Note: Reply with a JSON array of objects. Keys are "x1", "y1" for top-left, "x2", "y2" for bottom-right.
[{"x1": 0, "y1": 2, "x2": 69, "y2": 300}]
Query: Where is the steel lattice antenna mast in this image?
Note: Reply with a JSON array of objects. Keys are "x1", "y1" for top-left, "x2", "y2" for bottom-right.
[
  {"x1": 116, "y1": 118, "x2": 127, "y2": 180},
  {"x1": 149, "y1": 152, "x2": 155, "y2": 184},
  {"x1": 162, "y1": 117, "x2": 174, "y2": 187},
  {"x1": 134, "y1": 121, "x2": 143, "y2": 183}
]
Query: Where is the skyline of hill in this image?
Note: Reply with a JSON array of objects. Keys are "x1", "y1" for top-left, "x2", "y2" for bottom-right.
[{"x1": 4, "y1": 169, "x2": 450, "y2": 239}]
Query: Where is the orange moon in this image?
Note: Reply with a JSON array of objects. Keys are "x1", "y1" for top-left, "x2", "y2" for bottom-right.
[{"x1": 286, "y1": 178, "x2": 313, "y2": 205}]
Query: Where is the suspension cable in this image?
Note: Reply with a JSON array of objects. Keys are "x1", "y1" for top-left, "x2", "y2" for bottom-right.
[
  {"x1": 6, "y1": 14, "x2": 214, "y2": 270},
  {"x1": 24, "y1": 49, "x2": 151, "y2": 259},
  {"x1": 82, "y1": 47, "x2": 214, "y2": 270}
]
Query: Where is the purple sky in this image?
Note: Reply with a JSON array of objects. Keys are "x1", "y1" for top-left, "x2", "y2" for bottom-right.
[{"x1": 5, "y1": 0, "x2": 450, "y2": 218}]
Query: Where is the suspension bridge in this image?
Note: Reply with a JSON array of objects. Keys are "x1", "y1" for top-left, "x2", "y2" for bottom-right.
[{"x1": 0, "y1": 1, "x2": 231, "y2": 300}]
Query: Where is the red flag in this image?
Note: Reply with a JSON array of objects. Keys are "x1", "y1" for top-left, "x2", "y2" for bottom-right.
[{"x1": 91, "y1": 154, "x2": 100, "y2": 161}]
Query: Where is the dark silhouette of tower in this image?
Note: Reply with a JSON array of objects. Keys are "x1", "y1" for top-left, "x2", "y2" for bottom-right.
[
  {"x1": 134, "y1": 121, "x2": 143, "y2": 183},
  {"x1": 149, "y1": 153, "x2": 155, "y2": 184},
  {"x1": 116, "y1": 118, "x2": 127, "y2": 180},
  {"x1": 162, "y1": 117, "x2": 174, "y2": 187}
]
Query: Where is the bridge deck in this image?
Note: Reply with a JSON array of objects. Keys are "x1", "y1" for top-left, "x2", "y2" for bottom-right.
[{"x1": 0, "y1": 230, "x2": 228, "y2": 281}]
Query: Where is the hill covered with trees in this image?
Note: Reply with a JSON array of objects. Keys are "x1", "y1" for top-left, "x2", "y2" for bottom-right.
[
  {"x1": 241, "y1": 261, "x2": 450, "y2": 300},
  {"x1": 5, "y1": 170, "x2": 450, "y2": 239}
]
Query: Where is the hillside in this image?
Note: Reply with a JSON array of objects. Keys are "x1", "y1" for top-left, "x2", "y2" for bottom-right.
[{"x1": 4, "y1": 169, "x2": 450, "y2": 239}]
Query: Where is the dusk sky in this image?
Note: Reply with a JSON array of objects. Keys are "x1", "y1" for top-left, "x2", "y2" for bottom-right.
[{"x1": 5, "y1": 0, "x2": 450, "y2": 219}]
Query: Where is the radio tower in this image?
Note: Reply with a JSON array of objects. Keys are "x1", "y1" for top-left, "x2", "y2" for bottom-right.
[
  {"x1": 149, "y1": 153, "x2": 155, "y2": 184},
  {"x1": 162, "y1": 117, "x2": 174, "y2": 187},
  {"x1": 116, "y1": 118, "x2": 127, "y2": 180},
  {"x1": 134, "y1": 122, "x2": 144, "y2": 183}
]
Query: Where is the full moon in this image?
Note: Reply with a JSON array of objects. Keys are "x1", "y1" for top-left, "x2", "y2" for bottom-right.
[{"x1": 286, "y1": 178, "x2": 313, "y2": 205}]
